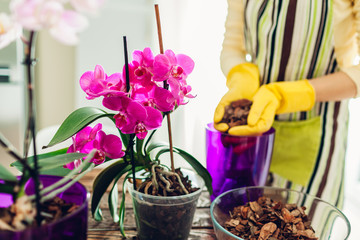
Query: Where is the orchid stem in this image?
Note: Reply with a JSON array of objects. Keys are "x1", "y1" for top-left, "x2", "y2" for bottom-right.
[
  {"x1": 23, "y1": 31, "x2": 42, "y2": 226},
  {"x1": 129, "y1": 134, "x2": 137, "y2": 190},
  {"x1": 0, "y1": 132, "x2": 35, "y2": 175},
  {"x1": 123, "y1": 36, "x2": 137, "y2": 189},
  {"x1": 154, "y1": 4, "x2": 175, "y2": 172},
  {"x1": 166, "y1": 115, "x2": 175, "y2": 172}
]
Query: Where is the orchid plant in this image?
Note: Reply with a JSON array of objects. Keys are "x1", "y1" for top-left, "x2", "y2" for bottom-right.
[
  {"x1": 20, "y1": 45, "x2": 212, "y2": 236},
  {"x1": 1, "y1": 0, "x2": 212, "y2": 235},
  {"x1": 0, "y1": 0, "x2": 105, "y2": 230}
]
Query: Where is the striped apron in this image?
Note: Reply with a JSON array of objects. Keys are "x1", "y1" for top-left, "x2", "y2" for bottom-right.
[{"x1": 243, "y1": 0, "x2": 348, "y2": 208}]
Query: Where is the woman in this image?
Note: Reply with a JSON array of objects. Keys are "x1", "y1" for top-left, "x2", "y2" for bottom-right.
[{"x1": 214, "y1": 0, "x2": 360, "y2": 208}]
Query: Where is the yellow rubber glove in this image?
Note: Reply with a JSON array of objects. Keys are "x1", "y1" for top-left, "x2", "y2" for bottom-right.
[
  {"x1": 228, "y1": 80, "x2": 316, "y2": 135},
  {"x1": 214, "y1": 63, "x2": 260, "y2": 132}
]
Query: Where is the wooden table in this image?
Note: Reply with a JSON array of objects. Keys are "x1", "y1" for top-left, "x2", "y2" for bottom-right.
[{"x1": 79, "y1": 168, "x2": 217, "y2": 239}]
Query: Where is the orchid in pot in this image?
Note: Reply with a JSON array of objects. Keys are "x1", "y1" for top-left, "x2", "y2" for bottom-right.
[
  {"x1": 22, "y1": 39, "x2": 213, "y2": 239},
  {"x1": 2, "y1": 2, "x2": 212, "y2": 238},
  {"x1": 0, "y1": 0, "x2": 104, "y2": 238}
]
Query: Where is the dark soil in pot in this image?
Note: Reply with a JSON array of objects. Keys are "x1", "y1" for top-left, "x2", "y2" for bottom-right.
[{"x1": 129, "y1": 166, "x2": 202, "y2": 240}]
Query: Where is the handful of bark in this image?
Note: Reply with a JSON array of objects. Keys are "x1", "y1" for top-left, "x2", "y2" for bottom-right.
[
  {"x1": 224, "y1": 196, "x2": 318, "y2": 240},
  {"x1": 220, "y1": 99, "x2": 252, "y2": 128}
]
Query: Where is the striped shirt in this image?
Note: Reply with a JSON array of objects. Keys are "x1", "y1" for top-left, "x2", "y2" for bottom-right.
[
  {"x1": 221, "y1": 0, "x2": 360, "y2": 96},
  {"x1": 220, "y1": 0, "x2": 354, "y2": 207}
]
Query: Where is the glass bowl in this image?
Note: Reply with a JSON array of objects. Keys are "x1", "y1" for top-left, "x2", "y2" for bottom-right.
[{"x1": 210, "y1": 186, "x2": 351, "y2": 240}]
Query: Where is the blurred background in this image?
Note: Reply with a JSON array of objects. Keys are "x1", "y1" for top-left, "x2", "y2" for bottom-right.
[{"x1": 1, "y1": 0, "x2": 360, "y2": 238}]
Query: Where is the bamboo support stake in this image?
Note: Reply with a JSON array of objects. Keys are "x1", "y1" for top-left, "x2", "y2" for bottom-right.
[{"x1": 154, "y1": 4, "x2": 175, "y2": 173}]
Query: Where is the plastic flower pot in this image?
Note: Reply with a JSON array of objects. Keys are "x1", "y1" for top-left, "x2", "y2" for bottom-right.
[
  {"x1": 127, "y1": 169, "x2": 205, "y2": 240},
  {"x1": 206, "y1": 123, "x2": 275, "y2": 201},
  {"x1": 0, "y1": 175, "x2": 89, "y2": 240},
  {"x1": 210, "y1": 186, "x2": 351, "y2": 240}
]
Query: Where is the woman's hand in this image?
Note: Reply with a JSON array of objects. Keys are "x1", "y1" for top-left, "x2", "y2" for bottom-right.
[
  {"x1": 228, "y1": 80, "x2": 315, "y2": 135},
  {"x1": 213, "y1": 63, "x2": 260, "y2": 132}
]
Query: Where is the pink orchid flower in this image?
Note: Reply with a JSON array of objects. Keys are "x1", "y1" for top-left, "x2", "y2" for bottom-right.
[
  {"x1": 65, "y1": 123, "x2": 124, "y2": 169},
  {"x1": 0, "y1": 13, "x2": 22, "y2": 49},
  {"x1": 80, "y1": 64, "x2": 126, "y2": 99},
  {"x1": 103, "y1": 96, "x2": 163, "y2": 139},
  {"x1": 172, "y1": 78, "x2": 196, "y2": 106},
  {"x1": 128, "y1": 61, "x2": 153, "y2": 90},
  {"x1": 152, "y1": 50, "x2": 194, "y2": 82},
  {"x1": 152, "y1": 50, "x2": 195, "y2": 106},
  {"x1": 10, "y1": 0, "x2": 88, "y2": 45},
  {"x1": 132, "y1": 84, "x2": 175, "y2": 112},
  {"x1": 122, "y1": 101, "x2": 163, "y2": 139},
  {"x1": 102, "y1": 96, "x2": 132, "y2": 130},
  {"x1": 128, "y1": 47, "x2": 155, "y2": 89}
]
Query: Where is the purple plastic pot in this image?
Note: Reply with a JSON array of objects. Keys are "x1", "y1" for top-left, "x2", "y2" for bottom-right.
[
  {"x1": 206, "y1": 123, "x2": 275, "y2": 201},
  {"x1": 0, "y1": 175, "x2": 89, "y2": 240}
]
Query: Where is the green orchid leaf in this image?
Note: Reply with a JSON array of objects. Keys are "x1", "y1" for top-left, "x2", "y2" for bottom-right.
[
  {"x1": 108, "y1": 163, "x2": 135, "y2": 223},
  {"x1": 39, "y1": 168, "x2": 70, "y2": 177},
  {"x1": 136, "y1": 138, "x2": 152, "y2": 166},
  {"x1": 0, "y1": 184, "x2": 15, "y2": 194},
  {"x1": 119, "y1": 131, "x2": 130, "y2": 149},
  {"x1": 173, "y1": 146, "x2": 213, "y2": 195},
  {"x1": 154, "y1": 148, "x2": 171, "y2": 162},
  {"x1": 146, "y1": 141, "x2": 168, "y2": 153},
  {"x1": 44, "y1": 107, "x2": 114, "y2": 148},
  {"x1": 94, "y1": 208, "x2": 102, "y2": 222},
  {"x1": 108, "y1": 182, "x2": 119, "y2": 223},
  {"x1": 0, "y1": 164, "x2": 17, "y2": 182},
  {"x1": 118, "y1": 178, "x2": 127, "y2": 237},
  {"x1": 16, "y1": 170, "x2": 31, "y2": 198},
  {"x1": 143, "y1": 129, "x2": 157, "y2": 153},
  {"x1": 10, "y1": 149, "x2": 86, "y2": 176},
  {"x1": 38, "y1": 152, "x2": 86, "y2": 170},
  {"x1": 91, "y1": 160, "x2": 130, "y2": 221},
  {"x1": 108, "y1": 163, "x2": 136, "y2": 224},
  {"x1": 10, "y1": 148, "x2": 68, "y2": 170},
  {"x1": 119, "y1": 166, "x2": 146, "y2": 237},
  {"x1": 136, "y1": 138, "x2": 144, "y2": 156}
]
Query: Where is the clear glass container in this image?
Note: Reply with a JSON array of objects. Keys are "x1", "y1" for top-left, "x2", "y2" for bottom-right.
[
  {"x1": 210, "y1": 186, "x2": 351, "y2": 240},
  {"x1": 127, "y1": 169, "x2": 204, "y2": 240}
]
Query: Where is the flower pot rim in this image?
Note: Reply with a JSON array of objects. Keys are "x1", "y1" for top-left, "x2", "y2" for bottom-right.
[
  {"x1": 0, "y1": 175, "x2": 89, "y2": 233},
  {"x1": 34, "y1": 175, "x2": 90, "y2": 228},
  {"x1": 206, "y1": 122, "x2": 275, "y2": 137},
  {"x1": 127, "y1": 168, "x2": 205, "y2": 201}
]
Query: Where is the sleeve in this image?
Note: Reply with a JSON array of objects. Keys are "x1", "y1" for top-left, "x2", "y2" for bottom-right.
[
  {"x1": 334, "y1": 0, "x2": 360, "y2": 97},
  {"x1": 220, "y1": 0, "x2": 247, "y2": 77}
]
